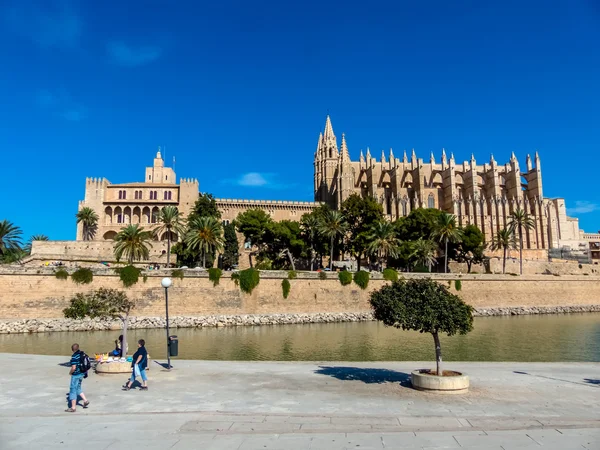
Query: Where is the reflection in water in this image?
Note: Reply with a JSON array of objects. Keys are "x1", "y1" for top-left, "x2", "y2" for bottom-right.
[{"x1": 1, "y1": 314, "x2": 599, "y2": 362}]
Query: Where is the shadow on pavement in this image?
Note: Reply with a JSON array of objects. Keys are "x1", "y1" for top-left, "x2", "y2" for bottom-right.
[
  {"x1": 315, "y1": 366, "x2": 411, "y2": 386},
  {"x1": 584, "y1": 378, "x2": 600, "y2": 385}
]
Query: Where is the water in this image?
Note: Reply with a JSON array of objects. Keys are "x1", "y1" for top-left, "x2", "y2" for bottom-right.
[{"x1": 1, "y1": 314, "x2": 600, "y2": 362}]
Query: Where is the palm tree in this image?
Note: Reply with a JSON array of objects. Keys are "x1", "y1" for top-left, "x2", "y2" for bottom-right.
[
  {"x1": 301, "y1": 214, "x2": 319, "y2": 271},
  {"x1": 317, "y1": 210, "x2": 348, "y2": 271},
  {"x1": 490, "y1": 228, "x2": 517, "y2": 274},
  {"x1": 366, "y1": 221, "x2": 401, "y2": 270},
  {"x1": 25, "y1": 234, "x2": 49, "y2": 254},
  {"x1": 507, "y1": 208, "x2": 535, "y2": 275},
  {"x1": 410, "y1": 238, "x2": 437, "y2": 272},
  {"x1": 76, "y1": 207, "x2": 99, "y2": 241},
  {"x1": 154, "y1": 206, "x2": 185, "y2": 268},
  {"x1": 185, "y1": 216, "x2": 224, "y2": 268},
  {"x1": 431, "y1": 213, "x2": 463, "y2": 273},
  {"x1": 0, "y1": 220, "x2": 23, "y2": 261},
  {"x1": 113, "y1": 225, "x2": 154, "y2": 265}
]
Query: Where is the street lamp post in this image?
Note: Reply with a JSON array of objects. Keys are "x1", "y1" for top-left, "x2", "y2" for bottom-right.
[{"x1": 161, "y1": 277, "x2": 173, "y2": 370}]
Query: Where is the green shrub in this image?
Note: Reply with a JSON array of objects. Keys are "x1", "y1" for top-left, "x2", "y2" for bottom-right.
[
  {"x1": 208, "y1": 267, "x2": 223, "y2": 287},
  {"x1": 319, "y1": 271, "x2": 328, "y2": 280},
  {"x1": 55, "y1": 268, "x2": 69, "y2": 280},
  {"x1": 71, "y1": 268, "x2": 93, "y2": 285},
  {"x1": 288, "y1": 270, "x2": 297, "y2": 279},
  {"x1": 338, "y1": 271, "x2": 352, "y2": 286},
  {"x1": 239, "y1": 268, "x2": 260, "y2": 294},
  {"x1": 231, "y1": 271, "x2": 240, "y2": 286},
  {"x1": 353, "y1": 270, "x2": 370, "y2": 290},
  {"x1": 116, "y1": 265, "x2": 142, "y2": 288},
  {"x1": 454, "y1": 279, "x2": 462, "y2": 291},
  {"x1": 171, "y1": 269, "x2": 184, "y2": 280},
  {"x1": 282, "y1": 279, "x2": 291, "y2": 298},
  {"x1": 255, "y1": 258, "x2": 272, "y2": 270},
  {"x1": 383, "y1": 268, "x2": 398, "y2": 282}
]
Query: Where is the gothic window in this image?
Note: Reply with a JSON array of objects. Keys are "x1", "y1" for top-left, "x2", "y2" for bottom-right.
[
  {"x1": 148, "y1": 175, "x2": 151, "y2": 180},
  {"x1": 123, "y1": 190, "x2": 126, "y2": 200},
  {"x1": 164, "y1": 191, "x2": 168, "y2": 200},
  {"x1": 139, "y1": 190, "x2": 143, "y2": 199},
  {"x1": 168, "y1": 191, "x2": 172, "y2": 200},
  {"x1": 428, "y1": 194, "x2": 435, "y2": 209},
  {"x1": 117, "y1": 214, "x2": 123, "y2": 224},
  {"x1": 118, "y1": 190, "x2": 122, "y2": 200},
  {"x1": 134, "y1": 191, "x2": 138, "y2": 200}
]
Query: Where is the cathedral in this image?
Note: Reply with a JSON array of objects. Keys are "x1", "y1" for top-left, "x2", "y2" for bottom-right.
[{"x1": 314, "y1": 116, "x2": 580, "y2": 251}]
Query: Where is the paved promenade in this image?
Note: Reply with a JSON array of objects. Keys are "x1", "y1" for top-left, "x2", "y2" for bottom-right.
[{"x1": 0, "y1": 354, "x2": 599, "y2": 449}]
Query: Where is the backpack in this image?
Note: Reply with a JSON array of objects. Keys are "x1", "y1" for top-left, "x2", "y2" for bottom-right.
[{"x1": 79, "y1": 351, "x2": 92, "y2": 374}]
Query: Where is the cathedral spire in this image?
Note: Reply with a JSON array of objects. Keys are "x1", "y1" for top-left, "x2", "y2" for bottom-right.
[
  {"x1": 411, "y1": 149, "x2": 417, "y2": 163},
  {"x1": 450, "y1": 152, "x2": 455, "y2": 164},
  {"x1": 526, "y1": 154, "x2": 532, "y2": 171},
  {"x1": 441, "y1": 148, "x2": 447, "y2": 166},
  {"x1": 340, "y1": 133, "x2": 350, "y2": 161},
  {"x1": 323, "y1": 115, "x2": 335, "y2": 140},
  {"x1": 430, "y1": 151, "x2": 435, "y2": 164},
  {"x1": 403, "y1": 149, "x2": 408, "y2": 164},
  {"x1": 360, "y1": 149, "x2": 365, "y2": 163},
  {"x1": 366, "y1": 147, "x2": 371, "y2": 160},
  {"x1": 389, "y1": 148, "x2": 394, "y2": 162},
  {"x1": 381, "y1": 149, "x2": 386, "y2": 163}
]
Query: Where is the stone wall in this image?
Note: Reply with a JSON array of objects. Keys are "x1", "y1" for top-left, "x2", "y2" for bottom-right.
[{"x1": 1, "y1": 269, "x2": 600, "y2": 322}]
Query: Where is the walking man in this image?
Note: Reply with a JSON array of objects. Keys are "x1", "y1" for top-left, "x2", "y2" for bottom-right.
[
  {"x1": 123, "y1": 339, "x2": 149, "y2": 390},
  {"x1": 66, "y1": 343, "x2": 89, "y2": 412}
]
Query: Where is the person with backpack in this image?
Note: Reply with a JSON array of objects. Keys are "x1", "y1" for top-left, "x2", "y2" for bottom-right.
[
  {"x1": 65, "y1": 343, "x2": 90, "y2": 412},
  {"x1": 122, "y1": 339, "x2": 148, "y2": 391}
]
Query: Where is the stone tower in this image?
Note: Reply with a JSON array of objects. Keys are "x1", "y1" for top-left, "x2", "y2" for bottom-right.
[{"x1": 314, "y1": 116, "x2": 340, "y2": 208}]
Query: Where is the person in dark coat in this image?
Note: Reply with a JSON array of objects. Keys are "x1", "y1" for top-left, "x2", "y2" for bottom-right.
[{"x1": 122, "y1": 339, "x2": 148, "y2": 390}]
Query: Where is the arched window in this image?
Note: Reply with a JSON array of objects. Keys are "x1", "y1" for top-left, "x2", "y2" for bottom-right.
[
  {"x1": 428, "y1": 194, "x2": 435, "y2": 209},
  {"x1": 168, "y1": 191, "x2": 172, "y2": 200},
  {"x1": 138, "y1": 190, "x2": 142, "y2": 199},
  {"x1": 154, "y1": 191, "x2": 157, "y2": 200},
  {"x1": 118, "y1": 190, "x2": 122, "y2": 200},
  {"x1": 134, "y1": 191, "x2": 138, "y2": 200},
  {"x1": 123, "y1": 190, "x2": 126, "y2": 200}
]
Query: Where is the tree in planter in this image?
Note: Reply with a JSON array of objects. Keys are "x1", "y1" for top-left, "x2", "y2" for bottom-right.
[
  {"x1": 370, "y1": 278, "x2": 474, "y2": 376},
  {"x1": 76, "y1": 207, "x2": 99, "y2": 241},
  {"x1": 154, "y1": 206, "x2": 185, "y2": 268},
  {"x1": 318, "y1": 210, "x2": 348, "y2": 271},
  {"x1": 490, "y1": 228, "x2": 517, "y2": 274},
  {"x1": 366, "y1": 221, "x2": 401, "y2": 271},
  {"x1": 63, "y1": 288, "x2": 135, "y2": 359},
  {"x1": 185, "y1": 216, "x2": 224, "y2": 268},
  {"x1": 221, "y1": 223, "x2": 239, "y2": 270},
  {"x1": 431, "y1": 213, "x2": 463, "y2": 273},
  {"x1": 114, "y1": 225, "x2": 154, "y2": 264},
  {"x1": 507, "y1": 209, "x2": 535, "y2": 275}
]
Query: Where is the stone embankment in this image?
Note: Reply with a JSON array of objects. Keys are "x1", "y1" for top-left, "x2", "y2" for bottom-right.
[{"x1": 2, "y1": 306, "x2": 599, "y2": 334}]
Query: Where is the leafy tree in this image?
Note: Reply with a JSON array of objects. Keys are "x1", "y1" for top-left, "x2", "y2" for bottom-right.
[
  {"x1": 449, "y1": 225, "x2": 485, "y2": 273},
  {"x1": 410, "y1": 238, "x2": 438, "y2": 272},
  {"x1": 154, "y1": 206, "x2": 185, "y2": 268},
  {"x1": 395, "y1": 208, "x2": 444, "y2": 242},
  {"x1": 366, "y1": 221, "x2": 401, "y2": 270},
  {"x1": 341, "y1": 194, "x2": 384, "y2": 270},
  {"x1": 490, "y1": 228, "x2": 517, "y2": 274},
  {"x1": 186, "y1": 216, "x2": 224, "y2": 268},
  {"x1": 221, "y1": 223, "x2": 239, "y2": 270},
  {"x1": 114, "y1": 225, "x2": 154, "y2": 264},
  {"x1": 431, "y1": 213, "x2": 463, "y2": 273},
  {"x1": 64, "y1": 288, "x2": 135, "y2": 359},
  {"x1": 187, "y1": 193, "x2": 221, "y2": 221},
  {"x1": 264, "y1": 220, "x2": 305, "y2": 270},
  {"x1": 508, "y1": 209, "x2": 535, "y2": 275},
  {"x1": 300, "y1": 213, "x2": 320, "y2": 271},
  {"x1": 370, "y1": 278, "x2": 474, "y2": 376},
  {"x1": 235, "y1": 209, "x2": 272, "y2": 267},
  {"x1": 317, "y1": 210, "x2": 348, "y2": 271},
  {"x1": 76, "y1": 207, "x2": 99, "y2": 241},
  {"x1": 0, "y1": 220, "x2": 23, "y2": 261}
]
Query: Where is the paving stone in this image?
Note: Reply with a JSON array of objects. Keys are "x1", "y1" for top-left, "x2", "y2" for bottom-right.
[{"x1": 179, "y1": 420, "x2": 234, "y2": 432}]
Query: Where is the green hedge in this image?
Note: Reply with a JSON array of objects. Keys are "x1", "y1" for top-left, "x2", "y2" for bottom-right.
[
  {"x1": 116, "y1": 265, "x2": 142, "y2": 288},
  {"x1": 208, "y1": 268, "x2": 222, "y2": 287},
  {"x1": 282, "y1": 279, "x2": 291, "y2": 298},
  {"x1": 71, "y1": 268, "x2": 93, "y2": 285},
  {"x1": 454, "y1": 279, "x2": 462, "y2": 291},
  {"x1": 383, "y1": 268, "x2": 398, "y2": 282},
  {"x1": 338, "y1": 271, "x2": 352, "y2": 286},
  {"x1": 171, "y1": 269, "x2": 184, "y2": 280},
  {"x1": 353, "y1": 270, "x2": 370, "y2": 290},
  {"x1": 239, "y1": 268, "x2": 260, "y2": 294},
  {"x1": 55, "y1": 268, "x2": 69, "y2": 280}
]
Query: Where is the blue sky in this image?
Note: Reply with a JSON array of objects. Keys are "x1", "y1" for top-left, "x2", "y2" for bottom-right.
[{"x1": 0, "y1": 0, "x2": 599, "y2": 240}]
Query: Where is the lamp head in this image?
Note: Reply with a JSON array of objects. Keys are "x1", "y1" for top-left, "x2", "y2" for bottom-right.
[{"x1": 161, "y1": 277, "x2": 172, "y2": 289}]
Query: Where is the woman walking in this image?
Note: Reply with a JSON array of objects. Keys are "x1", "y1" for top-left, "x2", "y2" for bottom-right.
[{"x1": 122, "y1": 339, "x2": 148, "y2": 391}]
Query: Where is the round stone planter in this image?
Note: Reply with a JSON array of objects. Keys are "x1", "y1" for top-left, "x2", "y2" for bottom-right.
[
  {"x1": 411, "y1": 369, "x2": 469, "y2": 394},
  {"x1": 95, "y1": 361, "x2": 132, "y2": 374}
]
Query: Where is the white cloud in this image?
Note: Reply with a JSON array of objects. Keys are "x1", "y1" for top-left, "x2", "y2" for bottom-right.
[
  {"x1": 107, "y1": 42, "x2": 162, "y2": 67},
  {"x1": 238, "y1": 173, "x2": 269, "y2": 187},
  {"x1": 35, "y1": 89, "x2": 86, "y2": 122},
  {"x1": 567, "y1": 201, "x2": 600, "y2": 215}
]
